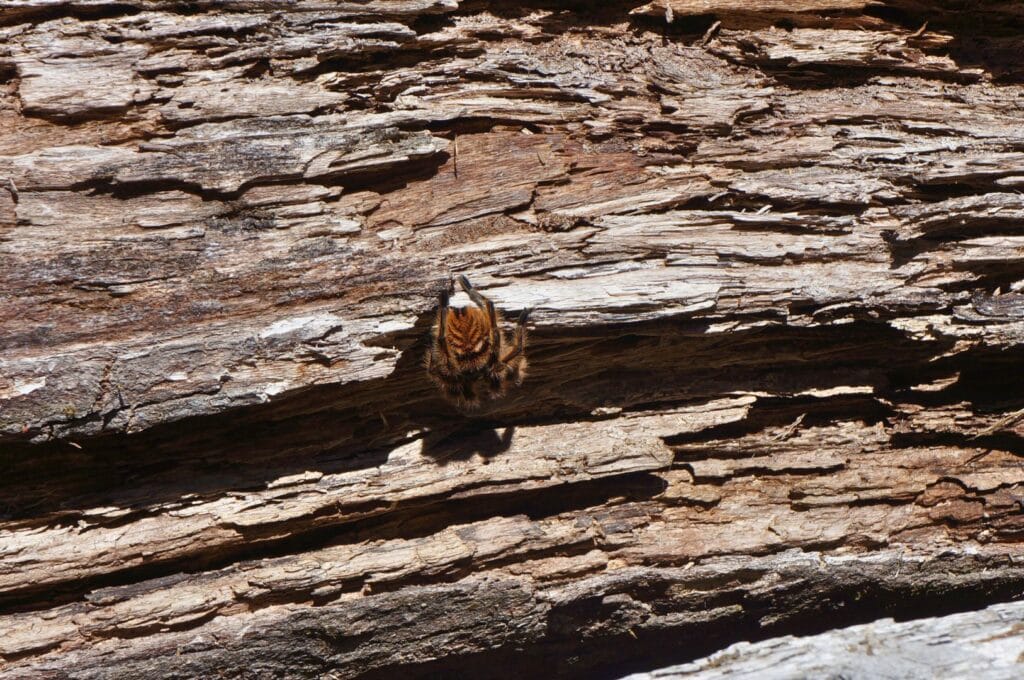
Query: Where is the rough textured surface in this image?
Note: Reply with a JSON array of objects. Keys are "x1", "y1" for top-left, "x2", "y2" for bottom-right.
[
  {"x1": 623, "y1": 600, "x2": 1024, "y2": 679},
  {"x1": 2, "y1": 1, "x2": 1024, "y2": 678}
]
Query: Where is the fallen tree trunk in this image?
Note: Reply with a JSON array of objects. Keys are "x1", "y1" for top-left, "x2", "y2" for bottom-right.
[{"x1": 2, "y1": 1, "x2": 1024, "y2": 677}]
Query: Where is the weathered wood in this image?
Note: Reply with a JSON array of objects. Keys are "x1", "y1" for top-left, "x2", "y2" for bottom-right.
[
  {"x1": 625, "y1": 600, "x2": 1024, "y2": 679},
  {"x1": 2, "y1": 1, "x2": 1024, "y2": 677}
]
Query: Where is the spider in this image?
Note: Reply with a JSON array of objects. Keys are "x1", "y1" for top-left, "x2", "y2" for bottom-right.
[{"x1": 425, "y1": 275, "x2": 531, "y2": 408}]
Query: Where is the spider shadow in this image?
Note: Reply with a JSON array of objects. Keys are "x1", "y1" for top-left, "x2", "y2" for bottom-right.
[{"x1": 419, "y1": 423, "x2": 516, "y2": 464}]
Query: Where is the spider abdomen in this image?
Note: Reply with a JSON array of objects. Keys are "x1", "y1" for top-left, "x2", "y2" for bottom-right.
[{"x1": 446, "y1": 307, "x2": 492, "y2": 368}]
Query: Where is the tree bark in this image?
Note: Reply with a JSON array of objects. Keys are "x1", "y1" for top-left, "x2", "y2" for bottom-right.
[{"x1": 2, "y1": 1, "x2": 1024, "y2": 677}]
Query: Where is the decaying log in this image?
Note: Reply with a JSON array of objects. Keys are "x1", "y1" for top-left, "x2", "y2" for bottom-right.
[{"x1": 2, "y1": 1, "x2": 1024, "y2": 678}]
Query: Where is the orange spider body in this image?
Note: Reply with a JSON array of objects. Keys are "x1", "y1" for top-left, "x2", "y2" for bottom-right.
[
  {"x1": 425, "y1": 276, "x2": 530, "y2": 408},
  {"x1": 444, "y1": 305, "x2": 493, "y2": 371}
]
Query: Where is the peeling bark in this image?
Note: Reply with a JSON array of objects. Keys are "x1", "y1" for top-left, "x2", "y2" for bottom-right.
[{"x1": 2, "y1": 1, "x2": 1024, "y2": 678}]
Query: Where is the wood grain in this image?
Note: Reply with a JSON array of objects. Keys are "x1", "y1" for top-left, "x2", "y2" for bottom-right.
[{"x1": 2, "y1": 1, "x2": 1024, "y2": 677}]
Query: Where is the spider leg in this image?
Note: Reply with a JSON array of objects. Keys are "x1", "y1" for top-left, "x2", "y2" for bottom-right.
[
  {"x1": 436, "y1": 286, "x2": 451, "y2": 352},
  {"x1": 458, "y1": 275, "x2": 490, "y2": 309},
  {"x1": 485, "y1": 297, "x2": 502, "y2": 365},
  {"x1": 500, "y1": 307, "x2": 532, "y2": 363}
]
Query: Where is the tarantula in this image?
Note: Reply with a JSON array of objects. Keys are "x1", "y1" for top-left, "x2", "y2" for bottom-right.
[{"x1": 425, "y1": 275, "x2": 530, "y2": 408}]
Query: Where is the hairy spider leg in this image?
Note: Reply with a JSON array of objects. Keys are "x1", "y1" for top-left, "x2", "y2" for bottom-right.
[
  {"x1": 501, "y1": 308, "x2": 532, "y2": 363},
  {"x1": 428, "y1": 283, "x2": 465, "y2": 380},
  {"x1": 436, "y1": 287, "x2": 450, "y2": 352}
]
